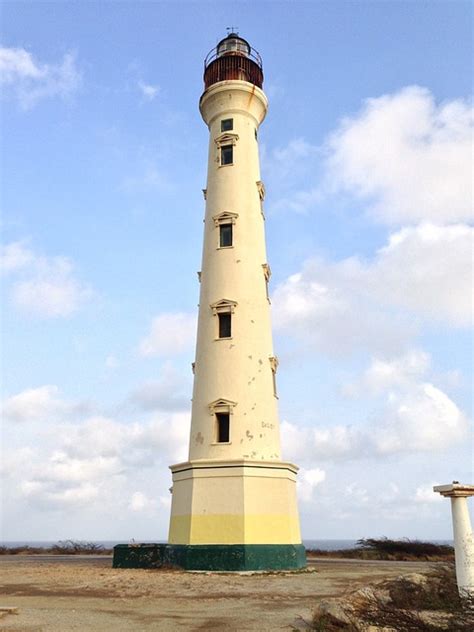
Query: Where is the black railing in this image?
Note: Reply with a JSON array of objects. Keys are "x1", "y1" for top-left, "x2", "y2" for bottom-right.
[{"x1": 204, "y1": 45, "x2": 263, "y2": 71}]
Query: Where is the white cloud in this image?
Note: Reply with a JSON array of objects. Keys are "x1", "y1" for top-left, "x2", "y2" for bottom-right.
[
  {"x1": 374, "y1": 382, "x2": 469, "y2": 455},
  {"x1": 297, "y1": 468, "x2": 326, "y2": 503},
  {"x1": 273, "y1": 223, "x2": 472, "y2": 356},
  {"x1": 0, "y1": 241, "x2": 34, "y2": 273},
  {"x1": 342, "y1": 350, "x2": 430, "y2": 397},
  {"x1": 2, "y1": 241, "x2": 93, "y2": 318},
  {"x1": 129, "y1": 491, "x2": 153, "y2": 511},
  {"x1": 281, "y1": 353, "x2": 470, "y2": 463},
  {"x1": 4, "y1": 401, "x2": 190, "y2": 512},
  {"x1": 138, "y1": 80, "x2": 160, "y2": 101},
  {"x1": 139, "y1": 312, "x2": 196, "y2": 357},
  {"x1": 266, "y1": 87, "x2": 472, "y2": 221},
  {"x1": 370, "y1": 224, "x2": 473, "y2": 327},
  {"x1": 2, "y1": 385, "x2": 86, "y2": 423},
  {"x1": 0, "y1": 47, "x2": 81, "y2": 110},
  {"x1": 326, "y1": 86, "x2": 473, "y2": 224},
  {"x1": 13, "y1": 257, "x2": 92, "y2": 317},
  {"x1": 61, "y1": 412, "x2": 190, "y2": 466},
  {"x1": 414, "y1": 483, "x2": 444, "y2": 504}
]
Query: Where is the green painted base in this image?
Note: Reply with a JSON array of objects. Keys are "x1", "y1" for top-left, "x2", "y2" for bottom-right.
[{"x1": 113, "y1": 543, "x2": 307, "y2": 571}]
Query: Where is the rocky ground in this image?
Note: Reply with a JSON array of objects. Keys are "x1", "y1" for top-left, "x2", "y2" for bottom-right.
[{"x1": 0, "y1": 556, "x2": 442, "y2": 631}]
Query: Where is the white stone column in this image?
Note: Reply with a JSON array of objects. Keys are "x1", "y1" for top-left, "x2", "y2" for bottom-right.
[{"x1": 434, "y1": 483, "x2": 474, "y2": 597}]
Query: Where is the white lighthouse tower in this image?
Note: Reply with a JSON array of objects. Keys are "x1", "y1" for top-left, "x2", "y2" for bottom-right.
[{"x1": 165, "y1": 33, "x2": 305, "y2": 571}]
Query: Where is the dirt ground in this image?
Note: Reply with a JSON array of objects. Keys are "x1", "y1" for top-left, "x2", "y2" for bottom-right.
[{"x1": 0, "y1": 555, "x2": 438, "y2": 631}]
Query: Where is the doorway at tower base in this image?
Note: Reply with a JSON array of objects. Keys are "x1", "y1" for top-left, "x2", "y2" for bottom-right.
[{"x1": 113, "y1": 543, "x2": 306, "y2": 570}]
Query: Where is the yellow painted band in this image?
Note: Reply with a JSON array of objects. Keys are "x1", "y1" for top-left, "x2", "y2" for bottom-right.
[{"x1": 169, "y1": 513, "x2": 301, "y2": 545}]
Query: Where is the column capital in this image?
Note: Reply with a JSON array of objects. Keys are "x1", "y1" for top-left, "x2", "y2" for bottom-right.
[{"x1": 434, "y1": 483, "x2": 474, "y2": 498}]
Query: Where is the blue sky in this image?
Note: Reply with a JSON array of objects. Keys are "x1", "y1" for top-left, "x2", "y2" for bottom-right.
[{"x1": 1, "y1": 1, "x2": 472, "y2": 541}]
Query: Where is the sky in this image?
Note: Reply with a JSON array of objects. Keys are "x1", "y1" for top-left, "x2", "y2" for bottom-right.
[{"x1": 1, "y1": 0, "x2": 472, "y2": 542}]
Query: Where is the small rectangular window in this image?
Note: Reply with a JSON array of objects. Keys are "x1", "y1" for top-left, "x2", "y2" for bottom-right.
[
  {"x1": 221, "y1": 118, "x2": 233, "y2": 132},
  {"x1": 216, "y1": 412, "x2": 230, "y2": 443},
  {"x1": 218, "y1": 313, "x2": 232, "y2": 338},
  {"x1": 219, "y1": 223, "x2": 233, "y2": 247},
  {"x1": 221, "y1": 145, "x2": 233, "y2": 165}
]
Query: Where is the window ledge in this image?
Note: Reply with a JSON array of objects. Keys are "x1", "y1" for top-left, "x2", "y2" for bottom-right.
[
  {"x1": 215, "y1": 336, "x2": 233, "y2": 341},
  {"x1": 218, "y1": 163, "x2": 234, "y2": 168},
  {"x1": 211, "y1": 441, "x2": 232, "y2": 445},
  {"x1": 216, "y1": 246, "x2": 234, "y2": 250}
]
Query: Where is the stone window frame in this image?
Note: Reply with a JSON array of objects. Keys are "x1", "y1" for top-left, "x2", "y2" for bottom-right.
[
  {"x1": 256, "y1": 180, "x2": 266, "y2": 218},
  {"x1": 213, "y1": 211, "x2": 239, "y2": 249},
  {"x1": 269, "y1": 356, "x2": 279, "y2": 399},
  {"x1": 215, "y1": 132, "x2": 239, "y2": 167},
  {"x1": 210, "y1": 299, "x2": 237, "y2": 340},
  {"x1": 208, "y1": 398, "x2": 237, "y2": 444},
  {"x1": 262, "y1": 263, "x2": 271, "y2": 303}
]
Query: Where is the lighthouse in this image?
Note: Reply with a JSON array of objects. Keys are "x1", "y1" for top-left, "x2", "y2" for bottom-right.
[
  {"x1": 166, "y1": 33, "x2": 305, "y2": 571},
  {"x1": 113, "y1": 33, "x2": 306, "y2": 572}
]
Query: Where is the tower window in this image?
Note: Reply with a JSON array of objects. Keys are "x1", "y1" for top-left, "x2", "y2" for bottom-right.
[
  {"x1": 216, "y1": 412, "x2": 230, "y2": 443},
  {"x1": 221, "y1": 145, "x2": 233, "y2": 165},
  {"x1": 219, "y1": 223, "x2": 233, "y2": 247},
  {"x1": 218, "y1": 312, "x2": 232, "y2": 338},
  {"x1": 221, "y1": 118, "x2": 233, "y2": 132}
]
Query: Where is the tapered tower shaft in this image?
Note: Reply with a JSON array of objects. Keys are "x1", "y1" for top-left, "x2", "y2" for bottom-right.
[{"x1": 190, "y1": 79, "x2": 280, "y2": 462}]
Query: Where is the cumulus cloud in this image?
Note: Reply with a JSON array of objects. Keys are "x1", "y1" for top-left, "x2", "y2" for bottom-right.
[
  {"x1": 129, "y1": 491, "x2": 154, "y2": 511},
  {"x1": 266, "y1": 87, "x2": 472, "y2": 222},
  {"x1": 20, "y1": 479, "x2": 99, "y2": 507},
  {"x1": 414, "y1": 483, "x2": 444, "y2": 504},
  {"x1": 326, "y1": 86, "x2": 473, "y2": 224},
  {"x1": 2, "y1": 385, "x2": 87, "y2": 423},
  {"x1": 139, "y1": 312, "x2": 196, "y2": 357},
  {"x1": 4, "y1": 405, "x2": 190, "y2": 511},
  {"x1": 1, "y1": 241, "x2": 92, "y2": 318},
  {"x1": 297, "y1": 468, "x2": 326, "y2": 503},
  {"x1": 281, "y1": 353, "x2": 470, "y2": 463},
  {"x1": 0, "y1": 46, "x2": 81, "y2": 110},
  {"x1": 0, "y1": 241, "x2": 34, "y2": 273},
  {"x1": 12, "y1": 257, "x2": 92, "y2": 317},
  {"x1": 273, "y1": 223, "x2": 472, "y2": 356},
  {"x1": 61, "y1": 413, "x2": 190, "y2": 466},
  {"x1": 342, "y1": 350, "x2": 431, "y2": 397}
]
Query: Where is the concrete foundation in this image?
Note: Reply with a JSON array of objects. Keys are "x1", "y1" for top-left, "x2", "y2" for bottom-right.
[{"x1": 113, "y1": 543, "x2": 307, "y2": 571}]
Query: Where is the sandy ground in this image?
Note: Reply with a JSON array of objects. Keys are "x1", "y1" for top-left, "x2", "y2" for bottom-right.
[{"x1": 0, "y1": 555, "x2": 439, "y2": 631}]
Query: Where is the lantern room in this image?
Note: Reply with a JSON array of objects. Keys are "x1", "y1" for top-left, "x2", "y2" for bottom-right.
[{"x1": 203, "y1": 33, "x2": 264, "y2": 90}]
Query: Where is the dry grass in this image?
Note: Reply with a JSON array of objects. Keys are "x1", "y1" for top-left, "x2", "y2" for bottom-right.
[
  {"x1": 310, "y1": 565, "x2": 474, "y2": 631},
  {"x1": 307, "y1": 537, "x2": 454, "y2": 562},
  {"x1": 0, "y1": 540, "x2": 113, "y2": 555}
]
